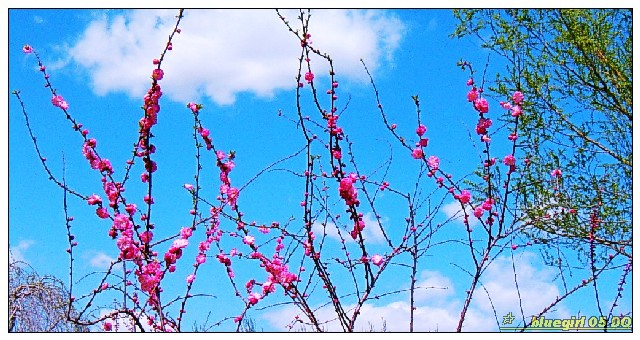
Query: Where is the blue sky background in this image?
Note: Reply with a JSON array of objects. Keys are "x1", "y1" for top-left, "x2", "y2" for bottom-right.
[{"x1": 6, "y1": 8, "x2": 633, "y2": 332}]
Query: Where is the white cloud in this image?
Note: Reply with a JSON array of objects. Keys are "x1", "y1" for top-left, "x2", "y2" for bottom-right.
[
  {"x1": 65, "y1": 9, "x2": 405, "y2": 105},
  {"x1": 473, "y1": 251, "x2": 568, "y2": 319},
  {"x1": 413, "y1": 270, "x2": 455, "y2": 303},
  {"x1": 441, "y1": 200, "x2": 480, "y2": 228},
  {"x1": 85, "y1": 251, "x2": 116, "y2": 269},
  {"x1": 262, "y1": 251, "x2": 568, "y2": 331},
  {"x1": 311, "y1": 212, "x2": 387, "y2": 244},
  {"x1": 9, "y1": 240, "x2": 35, "y2": 263}
]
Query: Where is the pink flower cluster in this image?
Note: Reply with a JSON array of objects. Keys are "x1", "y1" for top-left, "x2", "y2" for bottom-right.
[
  {"x1": 427, "y1": 156, "x2": 440, "y2": 171},
  {"x1": 327, "y1": 113, "x2": 343, "y2": 137},
  {"x1": 475, "y1": 117, "x2": 492, "y2": 136},
  {"x1": 164, "y1": 227, "x2": 193, "y2": 272},
  {"x1": 112, "y1": 214, "x2": 139, "y2": 261},
  {"x1": 51, "y1": 95, "x2": 69, "y2": 110},
  {"x1": 102, "y1": 180, "x2": 123, "y2": 207},
  {"x1": 339, "y1": 173, "x2": 360, "y2": 207},
  {"x1": 215, "y1": 150, "x2": 240, "y2": 209},
  {"x1": 350, "y1": 219, "x2": 365, "y2": 240},
  {"x1": 137, "y1": 260, "x2": 163, "y2": 295},
  {"x1": 454, "y1": 190, "x2": 472, "y2": 204},
  {"x1": 411, "y1": 148, "x2": 424, "y2": 159},
  {"x1": 263, "y1": 257, "x2": 298, "y2": 292},
  {"x1": 81, "y1": 138, "x2": 113, "y2": 175},
  {"x1": 305, "y1": 71, "x2": 314, "y2": 84},
  {"x1": 467, "y1": 84, "x2": 489, "y2": 114},
  {"x1": 151, "y1": 68, "x2": 164, "y2": 81},
  {"x1": 412, "y1": 124, "x2": 429, "y2": 160},
  {"x1": 370, "y1": 254, "x2": 384, "y2": 267},
  {"x1": 187, "y1": 102, "x2": 201, "y2": 113},
  {"x1": 500, "y1": 91, "x2": 525, "y2": 117},
  {"x1": 140, "y1": 83, "x2": 162, "y2": 132},
  {"x1": 198, "y1": 126, "x2": 213, "y2": 150}
]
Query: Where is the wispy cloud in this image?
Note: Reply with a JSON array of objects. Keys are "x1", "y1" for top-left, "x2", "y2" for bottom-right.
[
  {"x1": 63, "y1": 9, "x2": 405, "y2": 105},
  {"x1": 441, "y1": 200, "x2": 480, "y2": 228},
  {"x1": 84, "y1": 251, "x2": 116, "y2": 270},
  {"x1": 9, "y1": 240, "x2": 35, "y2": 263},
  {"x1": 262, "y1": 251, "x2": 567, "y2": 331},
  {"x1": 312, "y1": 212, "x2": 388, "y2": 244}
]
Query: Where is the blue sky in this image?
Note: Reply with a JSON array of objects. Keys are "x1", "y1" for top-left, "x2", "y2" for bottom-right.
[{"x1": 6, "y1": 8, "x2": 633, "y2": 332}]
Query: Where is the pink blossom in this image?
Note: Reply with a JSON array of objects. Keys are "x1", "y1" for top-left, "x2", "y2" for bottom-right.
[
  {"x1": 338, "y1": 174, "x2": 360, "y2": 206},
  {"x1": 22, "y1": 44, "x2": 33, "y2": 54},
  {"x1": 140, "y1": 231, "x2": 153, "y2": 244},
  {"x1": 248, "y1": 292, "x2": 261, "y2": 305},
  {"x1": 475, "y1": 117, "x2": 492, "y2": 135},
  {"x1": 411, "y1": 148, "x2": 424, "y2": 159},
  {"x1": 304, "y1": 71, "x2": 314, "y2": 84},
  {"x1": 500, "y1": 101, "x2": 512, "y2": 110},
  {"x1": 466, "y1": 78, "x2": 473, "y2": 86},
  {"x1": 332, "y1": 149, "x2": 342, "y2": 159},
  {"x1": 503, "y1": 154, "x2": 516, "y2": 166},
  {"x1": 87, "y1": 194, "x2": 102, "y2": 205},
  {"x1": 416, "y1": 124, "x2": 427, "y2": 137},
  {"x1": 459, "y1": 190, "x2": 471, "y2": 204},
  {"x1": 152, "y1": 68, "x2": 164, "y2": 80},
  {"x1": 243, "y1": 235, "x2": 255, "y2": 246},
  {"x1": 511, "y1": 105, "x2": 522, "y2": 117},
  {"x1": 512, "y1": 91, "x2": 524, "y2": 104},
  {"x1": 551, "y1": 169, "x2": 562, "y2": 177},
  {"x1": 262, "y1": 280, "x2": 275, "y2": 295},
  {"x1": 427, "y1": 156, "x2": 440, "y2": 170},
  {"x1": 187, "y1": 102, "x2": 200, "y2": 113},
  {"x1": 184, "y1": 183, "x2": 194, "y2": 191},
  {"x1": 226, "y1": 187, "x2": 239, "y2": 207},
  {"x1": 474, "y1": 98, "x2": 489, "y2": 113},
  {"x1": 103, "y1": 322, "x2": 112, "y2": 332},
  {"x1": 473, "y1": 206, "x2": 484, "y2": 218},
  {"x1": 467, "y1": 88, "x2": 478, "y2": 102},
  {"x1": 96, "y1": 207, "x2": 109, "y2": 219},
  {"x1": 196, "y1": 253, "x2": 206, "y2": 264},
  {"x1": 144, "y1": 195, "x2": 154, "y2": 204},
  {"x1": 371, "y1": 254, "x2": 384, "y2": 267},
  {"x1": 482, "y1": 198, "x2": 494, "y2": 211},
  {"x1": 180, "y1": 227, "x2": 193, "y2": 239},
  {"x1": 186, "y1": 274, "x2": 196, "y2": 284},
  {"x1": 125, "y1": 203, "x2": 137, "y2": 215},
  {"x1": 51, "y1": 95, "x2": 69, "y2": 110},
  {"x1": 172, "y1": 238, "x2": 189, "y2": 249}
]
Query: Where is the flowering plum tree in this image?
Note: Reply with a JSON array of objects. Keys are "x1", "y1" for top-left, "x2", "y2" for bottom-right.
[{"x1": 11, "y1": 9, "x2": 631, "y2": 332}]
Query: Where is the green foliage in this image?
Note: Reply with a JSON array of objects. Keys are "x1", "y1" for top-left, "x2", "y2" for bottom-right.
[{"x1": 452, "y1": 9, "x2": 632, "y2": 262}]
